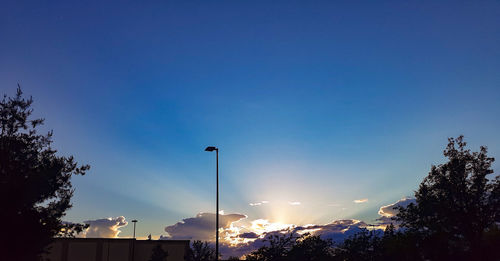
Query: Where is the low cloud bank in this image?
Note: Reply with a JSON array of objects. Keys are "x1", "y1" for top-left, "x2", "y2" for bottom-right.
[
  {"x1": 161, "y1": 214, "x2": 380, "y2": 257},
  {"x1": 161, "y1": 197, "x2": 416, "y2": 258}
]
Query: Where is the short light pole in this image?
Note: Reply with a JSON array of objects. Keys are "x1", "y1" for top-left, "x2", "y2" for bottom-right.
[
  {"x1": 205, "y1": 146, "x2": 219, "y2": 261},
  {"x1": 131, "y1": 220, "x2": 138, "y2": 239}
]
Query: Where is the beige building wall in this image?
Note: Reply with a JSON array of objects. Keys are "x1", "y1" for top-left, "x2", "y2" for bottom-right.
[{"x1": 44, "y1": 238, "x2": 189, "y2": 261}]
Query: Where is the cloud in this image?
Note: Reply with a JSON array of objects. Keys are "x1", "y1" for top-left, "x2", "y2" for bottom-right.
[
  {"x1": 297, "y1": 219, "x2": 371, "y2": 243},
  {"x1": 376, "y1": 197, "x2": 416, "y2": 226},
  {"x1": 249, "y1": 201, "x2": 269, "y2": 206},
  {"x1": 378, "y1": 197, "x2": 415, "y2": 217},
  {"x1": 82, "y1": 216, "x2": 128, "y2": 238},
  {"x1": 288, "y1": 201, "x2": 301, "y2": 206},
  {"x1": 164, "y1": 212, "x2": 246, "y2": 241},
  {"x1": 353, "y1": 198, "x2": 368, "y2": 203},
  {"x1": 248, "y1": 219, "x2": 293, "y2": 235}
]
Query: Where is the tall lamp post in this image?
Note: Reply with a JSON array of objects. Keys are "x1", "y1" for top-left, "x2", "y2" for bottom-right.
[
  {"x1": 131, "y1": 219, "x2": 138, "y2": 239},
  {"x1": 205, "y1": 146, "x2": 219, "y2": 261}
]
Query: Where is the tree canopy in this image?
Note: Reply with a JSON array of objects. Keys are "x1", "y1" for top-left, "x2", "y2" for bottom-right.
[
  {"x1": 187, "y1": 240, "x2": 217, "y2": 261},
  {"x1": 0, "y1": 87, "x2": 89, "y2": 260},
  {"x1": 395, "y1": 136, "x2": 500, "y2": 260},
  {"x1": 246, "y1": 232, "x2": 335, "y2": 261}
]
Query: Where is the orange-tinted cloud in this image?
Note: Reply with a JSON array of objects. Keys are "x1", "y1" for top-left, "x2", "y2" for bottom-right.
[{"x1": 82, "y1": 216, "x2": 128, "y2": 238}]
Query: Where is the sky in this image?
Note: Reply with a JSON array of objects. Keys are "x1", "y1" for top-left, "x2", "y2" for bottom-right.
[{"x1": 1, "y1": 0, "x2": 500, "y2": 257}]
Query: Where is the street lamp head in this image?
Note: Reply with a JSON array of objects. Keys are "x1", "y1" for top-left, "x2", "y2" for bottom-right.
[
  {"x1": 205, "y1": 146, "x2": 218, "y2": 152},
  {"x1": 132, "y1": 220, "x2": 138, "y2": 223}
]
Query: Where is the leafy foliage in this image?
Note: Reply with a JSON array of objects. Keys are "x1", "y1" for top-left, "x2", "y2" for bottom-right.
[
  {"x1": 246, "y1": 232, "x2": 335, "y2": 261},
  {"x1": 396, "y1": 136, "x2": 500, "y2": 260},
  {"x1": 333, "y1": 228, "x2": 381, "y2": 261},
  {"x1": 333, "y1": 225, "x2": 420, "y2": 261},
  {"x1": 287, "y1": 234, "x2": 334, "y2": 261},
  {"x1": 187, "y1": 240, "x2": 216, "y2": 261},
  {"x1": 245, "y1": 232, "x2": 299, "y2": 261},
  {"x1": 0, "y1": 87, "x2": 89, "y2": 260}
]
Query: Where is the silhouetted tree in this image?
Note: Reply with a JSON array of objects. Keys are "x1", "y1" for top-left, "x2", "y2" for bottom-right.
[
  {"x1": 396, "y1": 136, "x2": 500, "y2": 260},
  {"x1": 187, "y1": 240, "x2": 216, "y2": 261},
  {"x1": 288, "y1": 234, "x2": 334, "y2": 261},
  {"x1": 376, "y1": 224, "x2": 419, "y2": 261},
  {"x1": 333, "y1": 225, "x2": 424, "y2": 261},
  {"x1": 149, "y1": 244, "x2": 168, "y2": 261},
  {"x1": 245, "y1": 232, "x2": 298, "y2": 261},
  {"x1": 333, "y1": 228, "x2": 381, "y2": 261},
  {"x1": 246, "y1": 232, "x2": 335, "y2": 261},
  {"x1": 330, "y1": 137, "x2": 500, "y2": 261},
  {"x1": 0, "y1": 87, "x2": 89, "y2": 261}
]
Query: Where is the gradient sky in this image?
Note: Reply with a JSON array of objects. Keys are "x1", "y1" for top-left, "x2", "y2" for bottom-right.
[{"x1": 1, "y1": 0, "x2": 500, "y2": 240}]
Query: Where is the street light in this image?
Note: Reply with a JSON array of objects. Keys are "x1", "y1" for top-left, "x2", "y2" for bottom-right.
[
  {"x1": 131, "y1": 219, "x2": 138, "y2": 239},
  {"x1": 205, "y1": 146, "x2": 219, "y2": 260}
]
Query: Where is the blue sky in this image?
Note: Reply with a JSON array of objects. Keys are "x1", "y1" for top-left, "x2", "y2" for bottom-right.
[{"x1": 1, "y1": 0, "x2": 500, "y2": 241}]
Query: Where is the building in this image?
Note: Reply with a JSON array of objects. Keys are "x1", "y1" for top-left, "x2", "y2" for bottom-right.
[{"x1": 43, "y1": 238, "x2": 190, "y2": 261}]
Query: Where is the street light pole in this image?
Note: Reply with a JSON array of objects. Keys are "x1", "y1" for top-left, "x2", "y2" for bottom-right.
[
  {"x1": 131, "y1": 219, "x2": 138, "y2": 260},
  {"x1": 205, "y1": 146, "x2": 219, "y2": 261},
  {"x1": 132, "y1": 220, "x2": 138, "y2": 239},
  {"x1": 216, "y1": 148, "x2": 219, "y2": 261}
]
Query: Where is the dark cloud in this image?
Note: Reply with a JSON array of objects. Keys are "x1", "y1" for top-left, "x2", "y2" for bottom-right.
[
  {"x1": 308, "y1": 219, "x2": 370, "y2": 242},
  {"x1": 239, "y1": 232, "x2": 259, "y2": 239},
  {"x1": 83, "y1": 216, "x2": 128, "y2": 238},
  {"x1": 164, "y1": 212, "x2": 246, "y2": 241}
]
